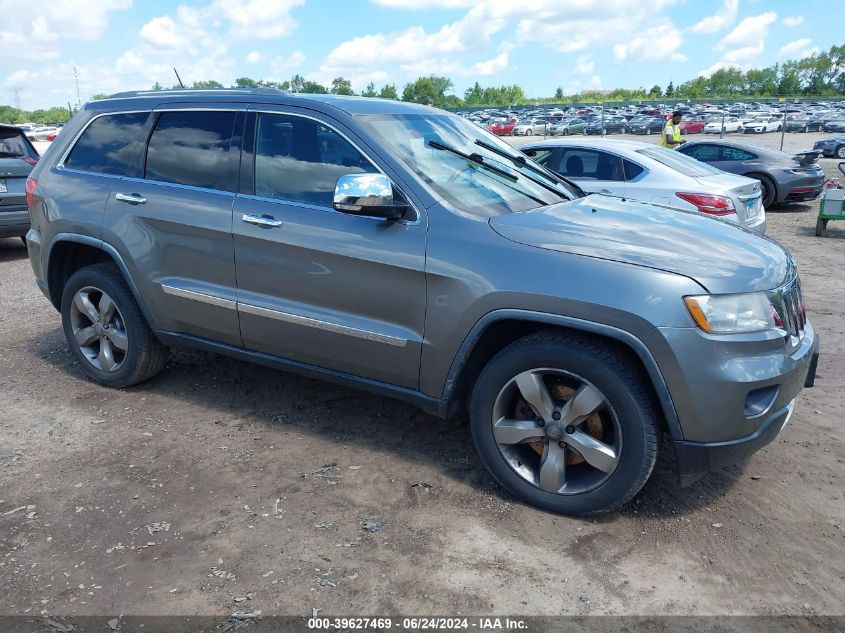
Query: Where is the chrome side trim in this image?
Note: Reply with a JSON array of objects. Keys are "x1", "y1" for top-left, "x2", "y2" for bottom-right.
[
  {"x1": 161, "y1": 284, "x2": 237, "y2": 309},
  {"x1": 238, "y1": 303, "x2": 408, "y2": 347}
]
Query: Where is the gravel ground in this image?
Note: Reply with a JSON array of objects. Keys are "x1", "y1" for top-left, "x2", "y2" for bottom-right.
[{"x1": 0, "y1": 132, "x2": 842, "y2": 619}]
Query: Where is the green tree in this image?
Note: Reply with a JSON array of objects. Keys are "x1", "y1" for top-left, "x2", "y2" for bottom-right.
[
  {"x1": 378, "y1": 84, "x2": 398, "y2": 100},
  {"x1": 402, "y1": 76, "x2": 454, "y2": 107},
  {"x1": 330, "y1": 77, "x2": 354, "y2": 95},
  {"x1": 554, "y1": 87, "x2": 564, "y2": 100},
  {"x1": 648, "y1": 84, "x2": 662, "y2": 99},
  {"x1": 234, "y1": 77, "x2": 258, "y2": 88},
  {"x1": 301, "y1": 80, "x2": 328, "y2": 94},
  {"x1": 90, "y1": 93, "x2": 110, "y2": 101},
  {"x1": 464, "y1": 82, "x2": 484, "y2": 105},
  {"x1": 289, "y1": 74, "x2": 305, "y2": 93},
  {"x1": 361, "y1": 82, "x2": 377, "y2": 97},
  {"x1": 191, "y1": 80, "x2": 224, "y2": 88},
  {"x1": 665, "y1": 81, "x2": 674, "y2": 98},
  {"x1": 151, "y1": 81, "x2": 164, "y2": 91}
]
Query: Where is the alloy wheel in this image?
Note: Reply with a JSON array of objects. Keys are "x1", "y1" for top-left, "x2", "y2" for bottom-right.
[
  {"x1": 69, "y1": 286, "x2": 129, "y2": 372},
  {"x1": 491, "y1": 369, "x2": 621, "y2": 495}
]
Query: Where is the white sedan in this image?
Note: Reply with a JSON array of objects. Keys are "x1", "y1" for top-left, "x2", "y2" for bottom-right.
[
  {"x1": 703, "y1": 117, "x2": 743, "y2": 133},
  {"x1": 521, "y1": 137, "x2": 766, "y2": 233},
  {"x1": 743, "y1": 116, "x2": 783, "y2": 134}
]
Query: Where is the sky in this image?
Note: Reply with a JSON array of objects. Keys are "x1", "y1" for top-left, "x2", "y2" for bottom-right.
[{"x1": 0, "y1": 0, "x2": 838, "y2": 110}]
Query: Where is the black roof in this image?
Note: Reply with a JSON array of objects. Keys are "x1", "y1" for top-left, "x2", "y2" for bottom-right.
[{"x1": 88, "y1": 88, "x2": 434, "y2": 116}]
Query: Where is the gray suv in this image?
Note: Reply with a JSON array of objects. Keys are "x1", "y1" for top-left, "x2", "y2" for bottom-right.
[{"x1": 25, "y1": 90, "x2": 819, "y2": 515}]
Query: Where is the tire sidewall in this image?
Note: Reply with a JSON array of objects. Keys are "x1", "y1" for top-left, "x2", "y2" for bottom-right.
[
  {"x1": 60, "y1": 267, "x2": 147, "y2": 387},
  {"x1": 470, "y1": 341, "x2": 654, "y2": 515}
]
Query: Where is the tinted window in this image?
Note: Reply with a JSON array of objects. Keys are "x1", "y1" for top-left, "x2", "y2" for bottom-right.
[
  {"x1": 65, "y1": 112, "x2": 149, "y2": 175},
  {"x1": 0, "y1": 128, "x2": 38, "y2": 160},
  {"x1": 254, "y1": 113, "x2": 375, "y2": 207},
  {"x1": 554, "y1": 149, "x2": 624, "y2": 181},
  {"x1": 682, "y1": 144, "x2": 720, "y2": 162},
  {"x1": 145, "y1": 111, "x2": 236, "y2": 191},
  {"x1": 720, "y1": 147, "x2": 756, "y2": 161},
  {"x1": 623, "y1": 160, "x2": 644, "y2": 181}
]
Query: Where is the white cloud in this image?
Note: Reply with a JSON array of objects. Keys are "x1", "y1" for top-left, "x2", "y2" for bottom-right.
[
  {"x1": 589, "y1": 75, "x2": 602, "y2": 87},
  {"x1": 721, "y1": 43, "x2": 765, "y2": 62},
  {"x1": 782, "y1": 16, "x2": 804, "y2": 27},
  {"x1": 716, "y1": 12, "x2": 777, "y2": 51},
  {"x1": 699, "y1": 61, "x2": 742, "y2": 77},
  {"x1": 0, "y1": 0, "x2": 130, "y2": 61},
  {"x1": 574, "y1": 56, "x2": 595, "y2": 75},
  {"x1": 690, "y1": 0, "x2": 739, "y2": 34},
  {"x1": 246, "y1": 51, "x2": 262, "y2": 64},
  {"x1": 270, "y1": 51, "x2": 306, "y2": 75},
  {"x1": 210, "y1": 0, "x2": 304, "y2": 40},
  {"x1": 613, "y1": 21, "x2": 687, "y2": 63},
  {"x1": 469, "y1": 44, "x2": 512, "y2": 76},
  {"x1": 4, "y1": 69, "x2": 30, "y2": 87},
  {"x1": 370, "y1": 0, "x2": 476, "y2": 7},
  {"x1": 778, "y1": 38, "x2": 817, "y2": 59}
]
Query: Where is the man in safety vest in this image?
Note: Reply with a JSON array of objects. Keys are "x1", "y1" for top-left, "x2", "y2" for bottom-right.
[{"x1": 661, "y1": 110, "x2": 686, "y2": 148}]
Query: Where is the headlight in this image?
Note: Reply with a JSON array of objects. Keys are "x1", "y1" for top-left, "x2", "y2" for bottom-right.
[{"x1": 684, "y1": 293, "x2": 776, "y2": 333}]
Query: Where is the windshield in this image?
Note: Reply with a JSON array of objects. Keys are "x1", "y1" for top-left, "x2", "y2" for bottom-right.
[
  {"x1": 637, "y1": 146, "x2": 723, "y2": 178},
  {"x1": 358, "y1": 113, "x2": 576, "y2": 217}
]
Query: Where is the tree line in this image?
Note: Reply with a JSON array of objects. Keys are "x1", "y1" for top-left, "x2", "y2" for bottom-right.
[{"x1": 2, "y1": 43, "x2": 843, "y2": 125}]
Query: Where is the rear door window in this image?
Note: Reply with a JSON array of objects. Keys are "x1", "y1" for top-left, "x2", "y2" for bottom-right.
[
  {"x1": 253, "y1": 113, "x2": 375, "y2": 208},
  {"x1": 64, "y1": 112, "x2": 149, "y2": 175},
  {"x1": 719, "y1": 147, "x2": 756, "y2": 161},
  {"x1": 681, "y1": 144, "x2": 720, "y2": 162},
  {"x1": 145, "y1": 110, "x2": 236, "y2": 192},
  {"x1": 554, "y1": 149, "x2": 624, "y2": 181}
]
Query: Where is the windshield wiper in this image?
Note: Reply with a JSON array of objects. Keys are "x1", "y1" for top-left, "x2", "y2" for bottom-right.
[
  {"x1": 473, "y1": 139, "x2": 585, "y2": 198},
  {"x1": 427, "y1": 139, "x2": 518, "y2": 182},
  {"x1": 0, "y1": 151, "x2": 24, "y2": 158}
]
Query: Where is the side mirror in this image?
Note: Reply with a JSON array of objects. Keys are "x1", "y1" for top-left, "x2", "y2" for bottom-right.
[{"x1": 333, "y1": 173, "x2": 407, "y2": 220}]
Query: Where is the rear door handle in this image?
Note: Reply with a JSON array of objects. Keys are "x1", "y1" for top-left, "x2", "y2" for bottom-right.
[
  {"x1": 242, "y1": 213, "x2": 283, "y2": 228},
  {"x1": 115, "y1": 192, "x2": 146, "y2": 205}
]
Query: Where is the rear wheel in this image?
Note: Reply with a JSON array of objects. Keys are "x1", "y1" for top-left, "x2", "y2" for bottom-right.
[
  {"x1": 61, "y1": 263, "x2": 168, "y2": 388},
  {"x1": 836, "y1": 145, "x2": 845, "y2": 159},
  {"x1": 469, "y1": 333, "x2": 660, "y2": 515},
  {"x1": 749, "y1": 173, "x2": 776, "y2": 208}
]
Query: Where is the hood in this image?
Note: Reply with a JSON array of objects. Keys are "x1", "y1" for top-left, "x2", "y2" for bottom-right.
[{"x1": 489, "y1": 194, "x2": 793, "y2": 294}]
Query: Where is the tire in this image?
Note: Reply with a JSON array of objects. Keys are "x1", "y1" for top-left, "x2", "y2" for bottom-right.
[
  {"x1": 20, "y1": 236, "x2": 27, "y2": 246},
  {"x1": 749, "y1": 173, "x2": 776, "y2": 208},
  {"x1": 645, "y1": 128, "x2": 651, "y2": 136},
  {"x1": 526, "y1": 128, "x2": 533, "y2": 136},
  {"x1": 469, "y1": 332, "x2": 660, "y2": 515},
  {"x1": 803, "y1": 125, "x2": 809, "y2": 133},
  {"x1": 563, "y1": 129, "x2": 569, "y2": 136},
  {"x1": 836, "y1": 145, "x2": 845, "y2": 159},
  {"x1": 61, "y1": 263, "x2": 168, "y2": 388}
]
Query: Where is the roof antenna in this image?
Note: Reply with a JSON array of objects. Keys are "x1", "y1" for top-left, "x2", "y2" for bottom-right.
[{"x1": 173, "y1": 67, "x2": 185, "y2": 89}]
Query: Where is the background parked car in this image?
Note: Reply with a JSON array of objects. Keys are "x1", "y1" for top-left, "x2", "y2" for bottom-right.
[
  {"x1": 703, "y1": 117, "x2": 743, "y2": 134},
  {"x1": 627, "y1": 117, "x2": 664, "y2": 135},
  {"x1": 522, "y1": 138, "x2": 765, "y2": 233},
  {"x1": 823, "y1": 117, "x2": 845, "y2": 133},
  {"x1": 743, "y1": 116, "x2": 783, "y2": 134},
  {"x1": 512, "y1": 118, "x2": 549, "y2": 136},
  {"x1": 679, "y1": 117, "x2": 706, "y2": 134},
  {"x1": 0, "y1": 124, "x2": 40, "y2": 241},
  {"x1": 585, "y1": 116, "x2": 627, "y2": 135},
  {"x1": 813, "y1": 136, "x2": 845, "y2": 158},
  {"x1": 678, "y1": 139, "x2": 825, "y2": 207},
  {"x1": 549, "y1": 118, "x2": 586, "y2": 136},
  {"x1": 487, "y1": 119, "x2": 516, "y2": 136},
  {"x1": 785, "y1": 116, "x2": 824, "y2": 133}
]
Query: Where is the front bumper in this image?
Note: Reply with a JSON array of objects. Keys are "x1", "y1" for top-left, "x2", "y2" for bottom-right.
[
  {"x1": 0, "y1": 205, "x2": 30, "y2": 238},
  {"x1": 648, "y1": 323, "x2": 819, "y2": 484}
]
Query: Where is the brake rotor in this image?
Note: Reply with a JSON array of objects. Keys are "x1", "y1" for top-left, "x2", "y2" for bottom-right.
[{"x1": 517, "y1": 382, "x2": 604, "y2": 465}]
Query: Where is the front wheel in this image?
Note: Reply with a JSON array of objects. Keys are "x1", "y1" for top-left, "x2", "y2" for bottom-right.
[
  {"x1": 836, "y1": 145, "x2": 845, "y2": 159},
  {"x1": 61, "y1": 263, "x2": 169, "y2": 388},
  {"x1": 469, "y1": 333, "x2": 660, "y2": 515}
]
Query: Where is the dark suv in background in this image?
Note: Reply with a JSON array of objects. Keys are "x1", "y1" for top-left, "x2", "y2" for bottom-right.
[
  {"x1": 0, "y1": 124, "x2": 39, "y2": 241},
  {"x1": 25, "y1": 89, "x2": 818, "y2": 515}
]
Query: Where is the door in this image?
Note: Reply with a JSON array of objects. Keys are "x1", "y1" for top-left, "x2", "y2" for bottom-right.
[
  {"x1": 232, "y1": 109, "x2": 426, "y2": 388},
  {"x1": 100, "y1": 107, "x2": 243, "y2": 346},
  {"x1": 546, "y1": 147, "x2": 627, "y2": 197}
]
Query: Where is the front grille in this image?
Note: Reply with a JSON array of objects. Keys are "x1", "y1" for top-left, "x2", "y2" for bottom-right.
[{"x1": 770, "y1": 277, "x2": 806, "y2": 350}]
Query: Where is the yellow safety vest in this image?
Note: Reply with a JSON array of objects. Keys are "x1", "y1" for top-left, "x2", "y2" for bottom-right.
[{"x1": 661, "y1": 120, "x2": 681, "y2": 148}]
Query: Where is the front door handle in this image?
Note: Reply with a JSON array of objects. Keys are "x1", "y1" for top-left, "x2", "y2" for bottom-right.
[
  {"x1": 115, "y1": 192, "x2": 146, "y2": 205},
  {"x1": 242, "y1": 213, "x2": 283, "y2": 228}
]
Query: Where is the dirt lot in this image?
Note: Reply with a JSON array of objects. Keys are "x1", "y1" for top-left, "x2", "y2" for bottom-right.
[{"x1": 0, "y1": 132, "x2": 843, "y2": 619}]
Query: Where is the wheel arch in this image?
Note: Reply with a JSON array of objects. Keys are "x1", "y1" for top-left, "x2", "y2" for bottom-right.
[
  {"x1": 46, "y1": 233, "x2": 158, "y2": 330},
  {"x1": 442, "y1": 310, "x2": 684, "y2": 441}
]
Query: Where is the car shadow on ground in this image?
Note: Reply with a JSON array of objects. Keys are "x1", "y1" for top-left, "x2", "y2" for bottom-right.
[
  {"x1": 29, "y1": 330, "x2": 740, "y2": 520},
  {"x1": 0, "y1": 238, "x2": 28, "y2": 262},
  {"x1": 768, "y1": 202, "x2": 815, "y2": 214}
]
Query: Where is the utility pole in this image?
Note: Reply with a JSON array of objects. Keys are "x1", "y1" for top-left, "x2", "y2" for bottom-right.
[
  {"x1": 73, "y1": 66, "x2": 81, "y2": 109},
  {"x1": 779, "y1": 94, "x2": 787, "y2": 151}
]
